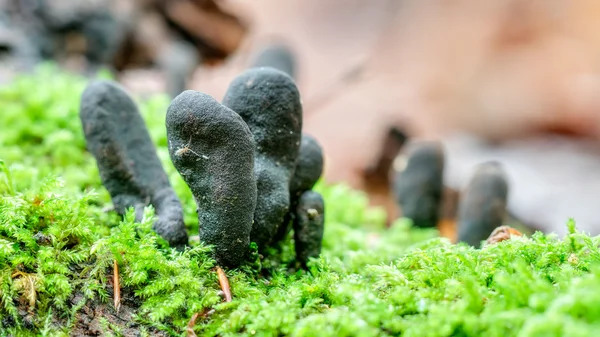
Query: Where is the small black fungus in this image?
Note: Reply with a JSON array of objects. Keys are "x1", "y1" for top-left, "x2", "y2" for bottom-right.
[
  {"x1": 250, "y1": 43, "x2": 297, "y2": 79},
  {"x1": 393, "y1": 141, "x2": 445, "y2": 228},
  {"x1": 293, "y1": 191, "x2": 325, "y2": 267},
  {"x1": 457, "y1": 161, "x2": 509, "y2": 247},
  {"x1": 275, "y1": 133, "x2": 324, "y2": 243},
  {"x1": 166, "y1": 90, "x2": 257, "y2": 268},
  {"x1": 157, "y1": 40, "x2": 199, "y2": 98},
  {"x1": 289, "y1": 134, "x2": 324, "y2": 198},
  {"x1": 79, "y1": 80, "x2": 188, "y2": 249},
  {"x1": 222, "y1": 67, "x2": 303, "y2": 250}
]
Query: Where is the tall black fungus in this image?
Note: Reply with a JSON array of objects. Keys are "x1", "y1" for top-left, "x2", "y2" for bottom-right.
[
  {"x1": 222, "y1": 68, "x2": 303, "y2": 249},
  {"x1": 166, "y1": 90, "x2": 257, "y2": 268},
  {"x1": 457, "y1": 161, "x2": 509, "y2": 247},
  {"x1": 294, "y1": 191, "x2": 325, "y2": 267},
  {"x1": 393, "y1": 141, "x2": 444, "y2": 228},
  {"x1": 79, "y1": 80, "x2": 189, "y2": 249}
]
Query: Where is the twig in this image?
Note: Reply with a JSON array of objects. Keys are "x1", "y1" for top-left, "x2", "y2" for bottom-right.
[
  {"x1": 186, "y1": 312, "x2": 200, "y2": 337},
  {"x1": 186, "y1": 307, "x2": 214, "y2": 336},
  {"x1": 185, "y1": 266, "x2": 230, "y2": 335},
  {"x1": 216, "y1": 266, "x2": 232, "y2": 302},
  {"x1": 113, "y1": 259, "x2": 121, "y2": 313}
]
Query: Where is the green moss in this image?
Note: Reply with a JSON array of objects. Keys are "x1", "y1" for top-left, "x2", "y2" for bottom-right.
[{"x1": 1, "y1": 65, "x2": 600, "y2": 336}]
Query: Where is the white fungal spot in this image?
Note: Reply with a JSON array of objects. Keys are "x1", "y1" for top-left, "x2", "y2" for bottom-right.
[
  {"x1": 393, "y1": 155, "x2": 408, "y2": 172},
  {"x1": 307, "y1": 208, "x2": 319, "y2": 219}
]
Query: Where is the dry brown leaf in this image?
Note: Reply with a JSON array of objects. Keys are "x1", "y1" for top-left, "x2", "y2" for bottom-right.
[{"x1": 485, "y1": 225, "x2": 523, "y2": 245}]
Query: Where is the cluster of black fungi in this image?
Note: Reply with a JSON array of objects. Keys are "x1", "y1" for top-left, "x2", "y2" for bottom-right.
[{"x1": 79, "y1": 65, "x2": 324, "y2": 269}]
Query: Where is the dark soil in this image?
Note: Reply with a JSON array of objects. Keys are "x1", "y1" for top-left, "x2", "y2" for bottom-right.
[{"x1": 69, "y1": 285, "x2": 168, "y2": 337}]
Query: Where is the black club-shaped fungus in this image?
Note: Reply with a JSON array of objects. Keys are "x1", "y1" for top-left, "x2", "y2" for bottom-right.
[
  {"x1": 275, "y1": 133, "x2": 324, "y2": 243},
  {"x1": 250, "y1": 43, "x2": 297, "y2": 79},
  {"x1": 393, "y1": 141, "x2": 445, "y2": 228},
  {"x1": 457, "y1": 161, "x2": 509, "y2": 247},
  {"x1": 166, "y1": 90, "x2": 257, "y2": 268},
  {"x1": 79, "y1": 80, "x2": 188, "y2": 249},
  {"x1": 289, "y1": 134, "x2": 324, "y2": 198},
  {"x1": 294, "y1": 190, "x2": 325, "y2": 267},
  {"x1": 222, "y1": 67, "x2": 303, "y2": 249}
]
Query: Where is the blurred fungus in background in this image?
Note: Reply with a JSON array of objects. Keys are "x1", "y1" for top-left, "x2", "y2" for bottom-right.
[
  {"x1": 190, "y1": 0, "x2": 600, "y2": 238},
  {"x1": 0, "y1": 0, "x2": 248, "y2": 95},
  {"x1": 5, "y1": 0, "x2": 600, "y2": 238}
]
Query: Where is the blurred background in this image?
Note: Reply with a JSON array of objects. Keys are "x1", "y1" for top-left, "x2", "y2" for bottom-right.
[{"x1": 3, "y1": 0, "x2": 600, "y2": 240}]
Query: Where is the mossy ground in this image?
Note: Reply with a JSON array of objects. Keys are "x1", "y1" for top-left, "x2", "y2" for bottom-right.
[{"x1": 1, "y1": 65, "x2": 600, "y2": 336}]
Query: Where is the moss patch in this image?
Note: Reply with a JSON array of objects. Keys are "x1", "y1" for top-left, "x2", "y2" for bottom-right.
[{"x1": 1, "y1": 65, "x2": 600, "y2": 336}]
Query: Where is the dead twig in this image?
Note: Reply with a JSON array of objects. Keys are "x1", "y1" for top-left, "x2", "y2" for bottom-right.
[
  {"x1": 216, "y1": 266, "x2": 232, "y2": 302},
  {"x1": 186, "y1": 307, "x2": 214, "y2": 336},
  {"x1": 186, "y1": 312, "x2": 201, "y2": 337},
  {"x1": 113, "y1": 259, "x2": 121, "y2": 313}
]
